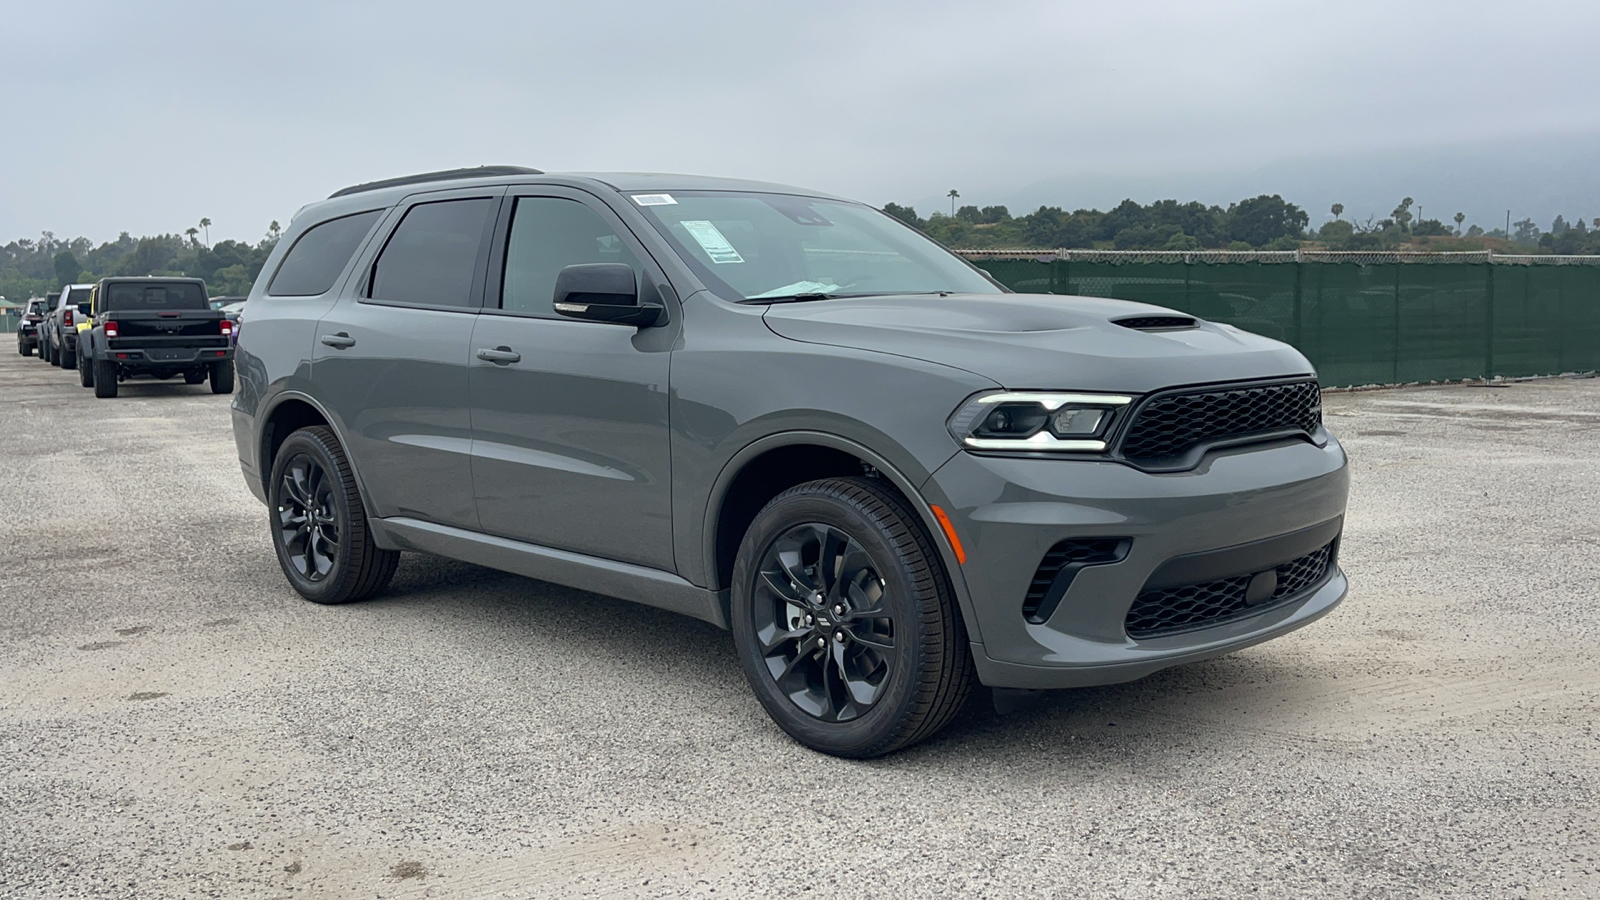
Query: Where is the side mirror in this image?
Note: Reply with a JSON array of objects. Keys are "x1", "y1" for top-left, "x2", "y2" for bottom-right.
[{"x1": 553, "y1": 263, "x2": 665, "y2": 327}]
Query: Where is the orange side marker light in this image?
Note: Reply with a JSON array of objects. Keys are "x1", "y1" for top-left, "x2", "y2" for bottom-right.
[{"x1": 929, "y1": 505, "x2": 966, "y2": 566}]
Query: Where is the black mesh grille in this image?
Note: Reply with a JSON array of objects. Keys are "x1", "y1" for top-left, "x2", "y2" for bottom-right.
[
  {"x1": 1119, "y1": 380, "x2": 1322, "y2": 464},
  {"x1": 1125, "y1": 542, "x2": 1336, "y2": 639},
  {"x1": 1023, "y1": 538, "x2": 1127, "y2": 622},
  {"x1": 1115, "y1": 316, "x2": 1197, "y2": 330}
]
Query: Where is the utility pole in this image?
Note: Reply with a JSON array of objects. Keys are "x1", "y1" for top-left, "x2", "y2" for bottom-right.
[{"x1": 1506, "y1": 210, "x2": 1511, "y2": 237}]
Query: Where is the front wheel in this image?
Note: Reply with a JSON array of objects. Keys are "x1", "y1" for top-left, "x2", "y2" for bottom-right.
[
  {"x1": 731, "y1": 477, "x2": 974, "y2": 758},
  {"x1": 78, "y1": 350, "x2": 94, "y2": 388},
  {"x1": 40, "y1": 339, "x2": 52, "y2": 364},
  {"x1": 268, "y1": 426, "x2": 399, "y2": 604}
]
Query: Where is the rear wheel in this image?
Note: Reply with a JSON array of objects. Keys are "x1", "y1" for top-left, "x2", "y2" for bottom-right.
[
  {"x1": 731, "y1": 476, "x2": 974, "y2": 758},
  {"x1": 184, "y1": 370, "x2": 206, "y2": 385},
  {"x1": 268, "y1": 426, "x2": 399, "y2": 604},
  {"x1": 40, "y1": 339, "x2": 52, "y2": 364},
  {"x1": 93, "y1": 358, "x2": 117, "y2": 398},
  {"x1": 18, "y1": 338, "x2": 30, "y2": 357},
  {"x1": 77, "y1": 350, "x2": 94, "y2": 388},
  {"x1": 210, "y1": 359, "x2": 235, "y2": 394},
  {"x1": 58, "y1": 343, "x2": 75, "y2": 369}
]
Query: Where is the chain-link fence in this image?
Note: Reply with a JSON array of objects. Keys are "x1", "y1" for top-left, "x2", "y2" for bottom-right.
[{"x1": 962, "y1": 250, "x2": 1600, "y2": 387}]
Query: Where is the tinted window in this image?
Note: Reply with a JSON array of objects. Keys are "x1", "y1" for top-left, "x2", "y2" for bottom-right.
[
  {"x1": 500, "y1": 197, "x2": 643, "y2": 317},
  {"x1": 66, "y1": 287, "x2": 93, "y2": 313},
  {"x1": 267, "y1": 210, "x2": 383, "y2": 297},
  {"x1": 370, "y1": 198, "x2": 494, "y2": 308},
  {"x1": 103, "y1": 282, "x2": 208, "y2": 311}
]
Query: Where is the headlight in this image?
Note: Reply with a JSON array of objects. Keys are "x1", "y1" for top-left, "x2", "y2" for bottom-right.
[{"x1": 948, "y1": 392, "x2": 1134, "y2": 452}]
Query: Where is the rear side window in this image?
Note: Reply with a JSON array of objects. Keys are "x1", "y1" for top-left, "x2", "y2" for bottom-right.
[
  {"x1": 66, "y1": 287, "x2": 92, "y2": 313},
  {"x1": 103, "y1": 283, "x2": 208, "y2": 311},
  {"x1": 267, "y1": 210, "x2": 383, "y2": 297},
  {"x1": 370, "y1": 198, "x2": 494, "y2": 308}
]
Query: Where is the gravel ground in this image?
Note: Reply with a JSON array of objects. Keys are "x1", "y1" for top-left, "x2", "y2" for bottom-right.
[{"x1": 1, "y1": 349, "x2": 1596, "y2": 899}]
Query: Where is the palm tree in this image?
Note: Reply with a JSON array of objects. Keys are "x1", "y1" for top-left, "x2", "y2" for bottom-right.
[
  {"x1": 1331, "y1": 203, "x2": 1344, "y2": 221},
  {"x1": 1453, "y1": 212, "x2": 1465, "y2": 235},
  {"x1": 947, "y1": 189, "x2": 959, "y2": 217},
  {"x1": 198, "y1": 217, "x2": 212, "y2": 247},
  {"x1": 185, "y1": 227, "x2": 199, "y2": 246}
]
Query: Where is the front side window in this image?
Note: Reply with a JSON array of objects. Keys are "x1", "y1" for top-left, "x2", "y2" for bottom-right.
[
  {"x1": 500, "y1": 197, "x2": 644, "y2": 317},
  {"x1": 631, "y1": 192, "x2": 1001, "y2": 302},
  {"x1": 370, "y1": 198, "x2": 494, "y2": 308},
  {"x1": 268, "y1": 209, "x2": 383, "y2": 297}
]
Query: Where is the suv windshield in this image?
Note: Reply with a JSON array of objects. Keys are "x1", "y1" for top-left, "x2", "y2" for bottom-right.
[
  {"x1": 103, "y1": 283, "x2": 207, "y2": 311},
  {"x1": 631, "y1": 192, "x2": 1002, "y2": 302}
]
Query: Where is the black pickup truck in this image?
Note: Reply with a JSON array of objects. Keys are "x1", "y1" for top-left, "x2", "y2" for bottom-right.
[{"x1": 77, "y1": 277, "x2": 235, "y2": 398}]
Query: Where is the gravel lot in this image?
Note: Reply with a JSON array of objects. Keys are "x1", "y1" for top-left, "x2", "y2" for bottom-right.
[{"x1": 1, "y1": 349, "x2": 1596, "y2": 899}]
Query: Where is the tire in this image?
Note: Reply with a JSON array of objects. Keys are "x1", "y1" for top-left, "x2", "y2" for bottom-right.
[
  {"x1": 58, "y1": 343, "x2": 75, "y2": 369},
  {"x1": 78, "y1": 349, "x2": 95, "y2": 388},
  {"x1": 210, "y1": 359, "x2": 235, "y2": 394},
  {"x1": 268, "y1": 426, "x2": 399, "y2": 604},
  {"x1": 730, "y1": 476, "x2": 974, "y2": 758},
  {"x1": 184, "y1": 370, "x2": 206, "y2": 385},
  {"x1": 18, "y1": 339, "x2": 29, "y2": 357},
  {"x1": 40, "y1": 339, "x2": 51, "y2": 364},
  {"x1": 93, "y1": 358, "x2": 118, "y2": 398}
]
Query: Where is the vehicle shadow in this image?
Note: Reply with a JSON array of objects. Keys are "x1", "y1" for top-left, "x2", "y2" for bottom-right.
[{"x1": 352, "y1": 553, "x2": 1341, "y2": 765}]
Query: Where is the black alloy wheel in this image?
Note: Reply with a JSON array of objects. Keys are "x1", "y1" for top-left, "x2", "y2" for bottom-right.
[
  {"x1": 751, "y1": 522, "x2": 897, "y2": 723},
  {"x1": 731, "y1": 476, "x2": 974, "y2": 758},
  {"x1": 268, "y1": 426, "x2": 399, "y2": 604}
]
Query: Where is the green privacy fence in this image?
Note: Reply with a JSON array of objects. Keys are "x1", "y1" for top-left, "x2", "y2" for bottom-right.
[{"x1": 962, "y1": 250, "x2": 1600, "y2": 387}]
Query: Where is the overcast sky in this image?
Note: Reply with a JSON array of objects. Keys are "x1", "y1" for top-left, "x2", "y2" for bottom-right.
[{"x1": 3, "y1": 0, "x2": 1598, "y2": 244}]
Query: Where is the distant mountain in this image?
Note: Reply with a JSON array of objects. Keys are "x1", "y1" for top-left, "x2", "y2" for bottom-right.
[{"x1": 921, "y1": 135, "x2": 1600, "y2": 235}]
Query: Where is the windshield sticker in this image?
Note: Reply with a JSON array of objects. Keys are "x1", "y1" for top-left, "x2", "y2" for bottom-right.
[
  {"x1": 681, "y1": 220, "x2": 745, "y2": 264},
  {"x1": 631, "y1": 193, "x2": 677, "y2": 206}
]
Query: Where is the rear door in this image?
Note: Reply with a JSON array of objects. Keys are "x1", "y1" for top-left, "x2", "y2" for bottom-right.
[
  {"x1": 313, "y1": 187, "x2": 503, "y2": 530},
  {"x1": 467, "y1": 188, "x2": 679, "y2": 570}
]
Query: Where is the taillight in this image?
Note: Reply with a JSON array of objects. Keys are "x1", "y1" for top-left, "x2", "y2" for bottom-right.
[
  {"x1": 219, "y1": 319, "x2": 233, "y2": 336},
  {"x1": 63, "y1": 310, "x2": 73, "y2": 327},
  {"x1": 105, "y1": 321, "x2": 119, "y2": 338}
]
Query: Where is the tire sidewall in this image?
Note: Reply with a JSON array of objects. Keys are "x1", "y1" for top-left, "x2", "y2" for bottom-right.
[
  {"x1": 731, "y1": 487, "x2": 932, "y2": 756},
  {"x1": 268, "y1": 430, "x2": 354, "y2": 603}
]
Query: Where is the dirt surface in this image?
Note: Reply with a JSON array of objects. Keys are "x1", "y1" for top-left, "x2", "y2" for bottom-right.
[{"x1": 1, "y1": 349, "x2": 1596, "y2": 899}]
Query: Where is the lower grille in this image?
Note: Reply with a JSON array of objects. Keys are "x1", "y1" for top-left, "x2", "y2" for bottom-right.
[
  {"x1": 1124, "y1": 541, "x2": 1336, "y2": 639},
  {"x1": 1023, "y1": 538, "x2": 1128, "y2": 623}
]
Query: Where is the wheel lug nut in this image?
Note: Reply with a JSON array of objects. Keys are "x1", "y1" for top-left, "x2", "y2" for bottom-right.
[
  {"x1": 834, "y1": 631, "x2": 846, "y2": 643},
  {"x1": 833, "y1": 604, "x2": 845, "y2": 617},
  {"x1": 804, "y1": 615, "x2": 814, "y2": 626},
  {"x1": 815, "y1": 637, "x2": 827, "y2": 649}
]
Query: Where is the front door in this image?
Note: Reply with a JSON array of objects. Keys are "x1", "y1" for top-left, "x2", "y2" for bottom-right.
[{"x1": 468, "y1": 190, "x2": 677, "y2": 571}]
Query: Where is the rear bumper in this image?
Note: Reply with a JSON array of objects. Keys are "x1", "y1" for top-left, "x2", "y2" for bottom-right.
[
  {"x1": 924, "y1": 435, "x2": 1351, "y2": 689},
  {"x1": 104, "y1": 345, "x2": 234, "y2": 371}
]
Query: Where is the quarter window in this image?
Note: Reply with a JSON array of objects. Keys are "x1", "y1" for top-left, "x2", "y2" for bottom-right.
[
  {"x1": 370, "y1": 198, "x2": 494, "y2": 308},
  {"x1": 500, "y1": 197, "x2": 643, "y2": 317},
  {"x1": 267, "y1": 210, "x2": 383, "y2": 297}
]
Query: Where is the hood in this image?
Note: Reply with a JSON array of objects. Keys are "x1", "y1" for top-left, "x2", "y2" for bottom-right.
[{"x1": 762, "y1": 293, "x2": 1314, "y2": 393}]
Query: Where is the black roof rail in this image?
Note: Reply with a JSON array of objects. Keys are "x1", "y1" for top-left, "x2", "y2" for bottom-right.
[{"x1": 328, "y1": 165, "x2": 543, "y2": 199}]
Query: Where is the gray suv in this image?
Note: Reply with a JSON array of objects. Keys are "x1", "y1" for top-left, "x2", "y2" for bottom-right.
[{"x1": 232, "y1": 166, "x2": 1349, "y2": 757}]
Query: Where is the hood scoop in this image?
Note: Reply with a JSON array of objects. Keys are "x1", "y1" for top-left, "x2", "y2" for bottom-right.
[{"x1": 1114, "y1": 315, "x2": 1197, "y2": 331}]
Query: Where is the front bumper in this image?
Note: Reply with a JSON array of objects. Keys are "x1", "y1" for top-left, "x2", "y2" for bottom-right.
[{"x1": 925, "y1": 435, "x2": 1350, "y2": 689}]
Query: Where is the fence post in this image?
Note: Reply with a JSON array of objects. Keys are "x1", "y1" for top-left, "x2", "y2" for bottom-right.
[
  {"x1": 1391, "y1": 265, "x2": 1401, "y2": 384},
  {"x1": 1292, "y1": 261, "x2": 1304, "y2": 351},
  {"x1": 1483, "y1": 262, "x2": 1495, "y2": 379}
]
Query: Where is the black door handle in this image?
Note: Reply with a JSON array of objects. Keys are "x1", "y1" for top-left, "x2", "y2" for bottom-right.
[
  {"x1": 476, "y1": 346, "x2": 521, "y2": 364},
  {"x1": 320, "y1": 332, "x2": 356, "y2": 349}
]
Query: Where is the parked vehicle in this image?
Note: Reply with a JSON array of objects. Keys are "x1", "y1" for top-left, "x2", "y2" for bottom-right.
[
  {"x1": 232, "y1": 167, "x2": 1349, "y2": 757},
  {"x1": 15, "y1": 298, "x2": 49, "y2": 356},
  {"x1": 43, "y1": 284, "x2": 94, "y2": 369},
  {"x1": 76, "y1": 277, "x2": 234, "y2": 398},
  {"x1": 36, "y1": 292, "x2": 61, "y2": 362}
]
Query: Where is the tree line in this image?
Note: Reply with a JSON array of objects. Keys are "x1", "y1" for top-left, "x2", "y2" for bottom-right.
[
  {"x1": 0, "y1": 219, "x2": 281, "y2": 303},
  {"x1": 885, "y1": 194, "x2": 1600, "y2": 254}
]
